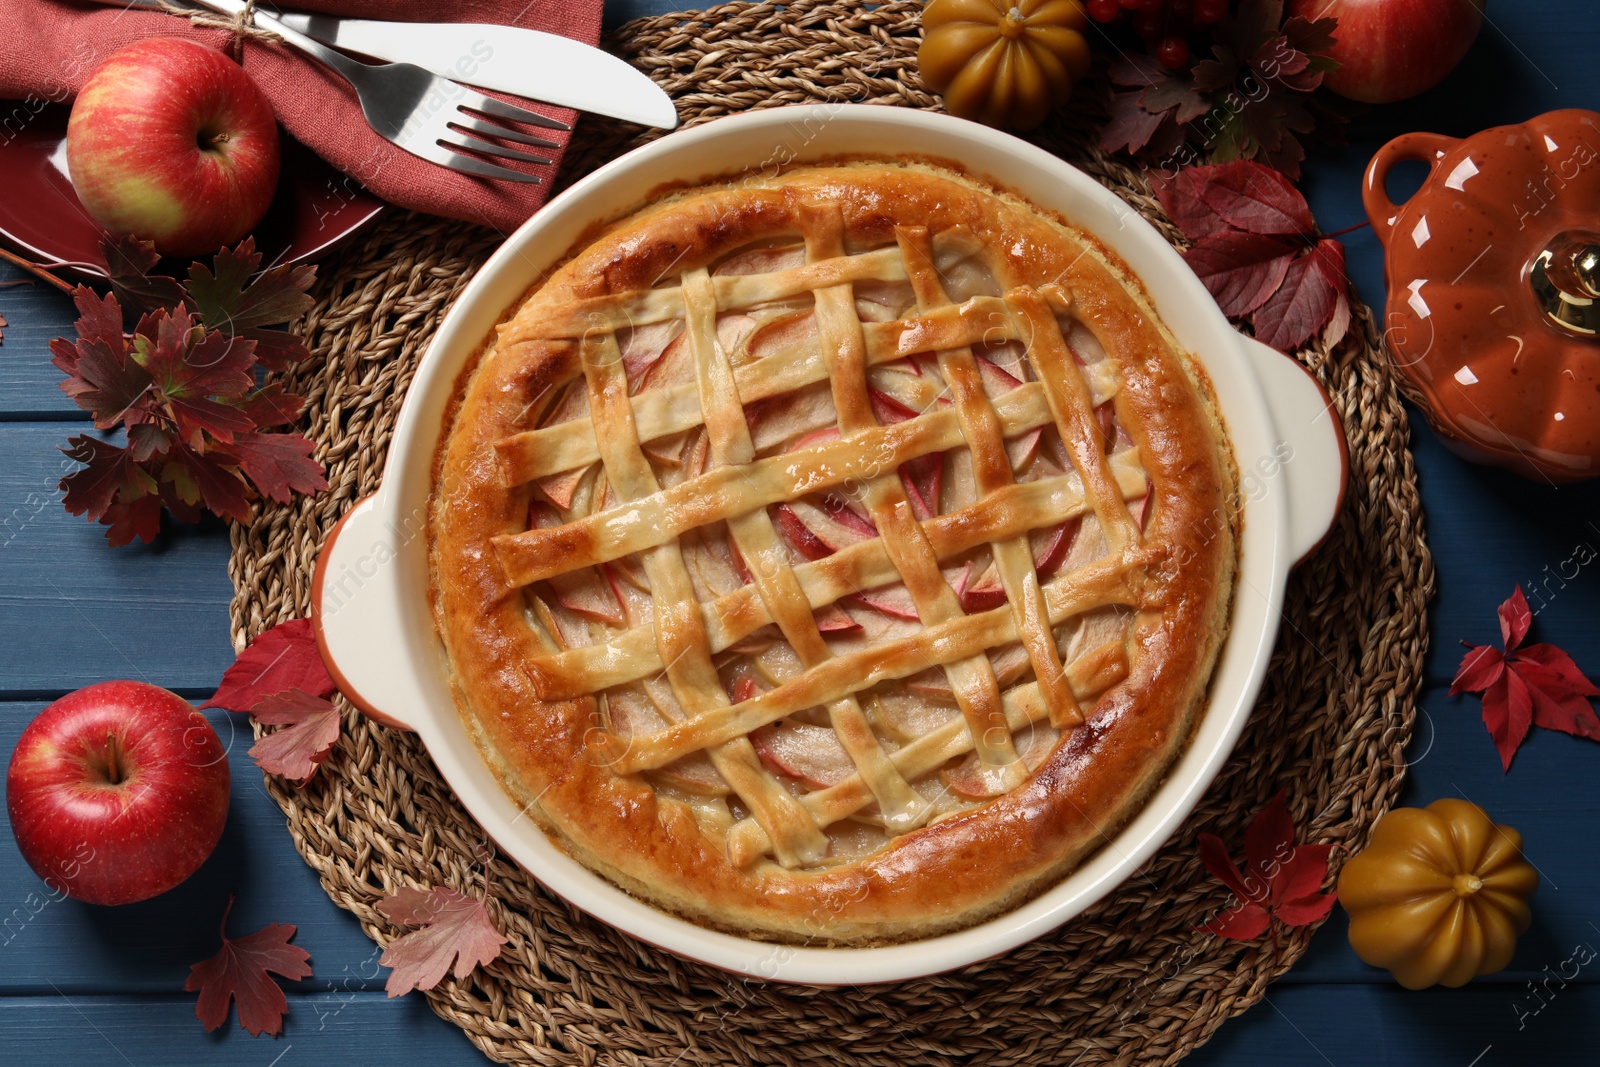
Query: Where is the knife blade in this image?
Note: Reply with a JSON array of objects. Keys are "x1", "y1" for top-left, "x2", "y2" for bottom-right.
[{"x1": 271, "y1": 13, "x2": 678, "y2": 130}]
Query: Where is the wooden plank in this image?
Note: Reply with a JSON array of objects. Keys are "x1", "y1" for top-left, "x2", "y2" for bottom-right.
[
  {"x1": 0, "y1": 993, "x2": 482, "y2": 1063},
  {"x1": 0, "y1": 424, "x2": 236, "y2": 692},
  {"x1": 0, "y1": 981, "x2": 1594, "y2": 1066},
  {"x1": 0, "y1": 262, "x2": 83, "y2": 418},
  {"x1": 1188, "y1": 982, "x2": 1600, "y2": 1066},
  {"x1": 1406, "y1": 418, "x2": 1600, "y2": 687}
]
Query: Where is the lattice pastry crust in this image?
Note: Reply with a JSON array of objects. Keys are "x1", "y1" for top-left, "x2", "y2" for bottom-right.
[{"x1": 429, "y1": 159, "x2": 1238, "y2": 945}]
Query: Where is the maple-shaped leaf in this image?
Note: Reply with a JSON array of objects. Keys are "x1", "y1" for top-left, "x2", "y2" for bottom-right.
[
  {"x1": 1110, "y1": 0, "x2": 1342, "y2": 177},
  {"x1": 53, "y1": 249, "x2": 324, "y2": 543},
  {"x1": 1183, "y1": 232, "x2": 1299, "y2": 317},
  {"x1": 128, "y1": 422, "x2": 175, "y2": 462},
  {"x1": 164, "y1": 442, "x2": 254, "y2": 522},
  {"x1": 51, "y1": 287, "x2": 152, "y2": 427},
  {"x1": 377, "y1": 886, "x2": 506, "y2": 996},
  {"x1": 1109, "y1": 52, "x2": 1172, "y2": 89},
  {"x1": 103, "y1": 234, "x2": 187, "y2": 311},
  {"x1": 101, "y1": 496, "x2": 165, "y2": 547},
  {"x1": 59, "y1": 342, "x2": 152, "y2": 429},
  {"x1": 185, "y1": 896, "x2": 312, "y2": 1037},
  {"x1": 1451, "y1": 587, "x2": 1600, "y2": 771},
  {"x1": 59, "y1": 436, "x2": 158, "y2": 526},
  {"x1": 1240, "y1": 94, "x2": 1317, "y2": 179},
  {"x1": 231, "y1": 431, "x2": 329, "y2": 503},
  {"x1": 1197, "y1": 789, "x2": 1336, "y2": 941},
  {"x1": 1253, "y1": 238, "x2": 1347, "y2": 351},
  {"x1": 204, "y1": 618, "x2": 337, "y2": 712},
  {"x1": 130, "y1": 308, "x2": 257, "y2": 443},
  {"x1": 1145, "y1": 80, "x2": 1211, "y2": 126},
  {"x1": 50, "y1": 286, "x2": 124, "y2": 374},
  {"x1": 238, "y1": 383, "x2": 308, "y2": 429},
  {"x1": 1190, "y1": 50, "x2": 1239, "y2": 95},
  {"x1": 1101, "y1": 91, "x2": 1173, "y2": 155},
  {"x1": 1282, "y1": 10, "x2": 1338, "y2": 58},
  {"x1": 248, "y1": 689, "x2": 341, "y2": 784},
  {"x1": 185, "y1": 238, "x2": 316, "y2": 371}
]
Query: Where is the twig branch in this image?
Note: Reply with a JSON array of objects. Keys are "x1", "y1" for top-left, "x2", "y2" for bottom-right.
[{"x1": 0, "y1": 246, "x2": 77, "y2": 295}]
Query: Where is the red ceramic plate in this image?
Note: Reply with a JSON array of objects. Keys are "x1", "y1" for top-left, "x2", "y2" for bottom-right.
[{"x1": 0, "y1": 104, "x2": 385, "y2": 280}]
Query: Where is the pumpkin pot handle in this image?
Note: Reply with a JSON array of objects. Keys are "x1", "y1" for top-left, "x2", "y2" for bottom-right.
[{"x1": 1363, "y1": 132, "x2": 1459, "y2": 246}]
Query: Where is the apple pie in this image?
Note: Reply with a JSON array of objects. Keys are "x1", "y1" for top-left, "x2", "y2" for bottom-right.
[{"x1": 428, "y1": 159, "x2": 1238, "y2": 945}]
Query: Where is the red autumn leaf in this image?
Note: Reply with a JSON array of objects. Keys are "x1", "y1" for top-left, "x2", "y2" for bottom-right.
[
  {"x1": 1197, "y1": 789, "x2": 1335, "y2": 940},
  {"x1": 1499, "y1": 585, "x2": 1532, "y2": 646},
  {"x1": 59, "y1": 436, "x2": 157, "y2": 527},
  {"x1": 103, "y1": 234, "x2": 186, "y2": 311},
  {"x1": 231, "y1": 431, "x2": 330, "y2": 503},
  {"x1": 165, "y1": 442, "x2": 254, "y2": 522},
  {"x1": 54, "y1": 243, "x2": 323, "y2": 544},
  {"x1": 1156, "y1": 162, "x2": 1352, "y2": 353},
  {"x1": 1452, "y1": 587, "x2": 1600, "y2": 771},
  {"x1": 1183, "y1": 232, "x2": 1299, "y2": 318},
  {"x1": 1101, "y1": 91, "x2": 1175, "y2": 155},
  {"x1": 249, "y1": 689, "x2": 341, "y2": 784},
  {"x1": 237, "y1": 384, "x2": 307, "y2": 429},
  {"x1": 1203, "y1": 901, "x2": 1273, "y2": 940},
  {"x1": 1322, "y1": 289, "x2": 1352, "y2": 348},
  {"x1": 1152, "y1": 171, "x2": 1234, "y2": 241},
  {"x1": 131, "y1": 308, "x2": 257, "y2": 443},
  {"x1": 1191, "y1": 161, "x2": 1317, "y2": 236},
  {"x1": 101, "y1": 495, "x2": 164, "y2": 548},
  {"x1": 52, "y1": 290, "x2": 152, "y2": 428},
  {"x1": 377, "y1": 886, "x2": 506, "y2": 996},
  {"x1": 185, "y1": 896, "x2": 312, "y2": 1036},
  {"x1": 184, "y1": 237, "x2": 316, "y2": 372},
  {"x1": 1252, "y1": 238, "x2": 1347, "y2": 352},
  {"x1": 204, "y1": 618, "x2": 336, "y2": 712}
]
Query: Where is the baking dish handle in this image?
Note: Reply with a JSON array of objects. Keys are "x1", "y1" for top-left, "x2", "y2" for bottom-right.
[
  {"x1": 1237, "y1": 336, "x2": 1349, "y2": 568},
  {"x1": 312, "y1": 493, "x2": 417, "y2": 732}
]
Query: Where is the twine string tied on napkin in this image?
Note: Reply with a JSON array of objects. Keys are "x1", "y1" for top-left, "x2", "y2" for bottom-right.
[{"x1": 153, "y1": 0, "x2": 283, "y2": 58}]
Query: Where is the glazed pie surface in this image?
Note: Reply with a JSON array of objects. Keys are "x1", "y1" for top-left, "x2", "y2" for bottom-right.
[{"x1": 429, "y1": 159, "x2": 1238, "y2": 944}]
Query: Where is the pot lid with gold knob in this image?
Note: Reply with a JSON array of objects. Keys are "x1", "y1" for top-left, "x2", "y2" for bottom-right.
[{"x1": 1364, "y1": 109, "x2": 1600, "y2": 483}]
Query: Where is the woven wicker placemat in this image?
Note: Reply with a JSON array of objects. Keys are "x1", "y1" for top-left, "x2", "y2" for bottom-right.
[{"x1": 225, "y1": 2, "x2": 1434, "y2": 1062}]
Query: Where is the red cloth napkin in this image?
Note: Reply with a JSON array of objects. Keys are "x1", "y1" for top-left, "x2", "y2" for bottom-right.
[{"x1": 0, "y1": 0, "x2": 604, "y2": 233}]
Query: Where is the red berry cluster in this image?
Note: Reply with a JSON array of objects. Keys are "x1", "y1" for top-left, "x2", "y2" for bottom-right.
[{"x1": 1085, "y1": 0, "x2": 1230, "y2": 70}]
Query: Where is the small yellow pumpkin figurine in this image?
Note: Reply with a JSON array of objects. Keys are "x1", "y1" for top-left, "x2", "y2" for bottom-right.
[
  {"x1": 1338, "y1": 799, "x2": 1537, "y2": 990},
  {"x1": 918, "y1": 0, "x2": 1093, "y2": 130}
]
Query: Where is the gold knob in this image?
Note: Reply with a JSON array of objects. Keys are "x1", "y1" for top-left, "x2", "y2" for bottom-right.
[{"x1": 1530, "y1": 233, "x2": 1600, "y2": 337}]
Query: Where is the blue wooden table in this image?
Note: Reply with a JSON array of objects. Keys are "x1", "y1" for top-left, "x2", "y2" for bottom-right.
[{"x1": 3, "y1": 3, "x2": 1598, "y2": 1062}]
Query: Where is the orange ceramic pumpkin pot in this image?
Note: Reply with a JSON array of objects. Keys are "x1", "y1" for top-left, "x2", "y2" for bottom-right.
[{"x1": 1364, "y1": 109, "x2": 1600, "y2": 483}]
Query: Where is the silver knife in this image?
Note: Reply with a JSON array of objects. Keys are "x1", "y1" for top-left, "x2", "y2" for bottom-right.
[{"x1": 271, "y1": 12, "x2": 678, "y2": 130}]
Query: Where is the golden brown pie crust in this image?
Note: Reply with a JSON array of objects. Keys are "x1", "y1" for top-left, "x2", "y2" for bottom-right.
[{"x1": 428, "y1": 159, "x2": 1238, "y2": 945}]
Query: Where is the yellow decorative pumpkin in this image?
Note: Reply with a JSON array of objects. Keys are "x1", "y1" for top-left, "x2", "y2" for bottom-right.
[
  {"x1": 1338, "y1": 799, "x2": 1537, "y2": 990},
  {"x1": 918, "y1": 0, "x2": 1093, "y2": 130}
]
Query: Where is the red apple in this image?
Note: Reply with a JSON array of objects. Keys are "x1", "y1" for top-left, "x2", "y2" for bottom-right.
[
  {"x1": 1289, "y1": 0, "x2": 1485, "y2": 104},
  {"x1": 66, "y1": 38, "x2": 280, "y2": 257},
  {"x1": 6, "y1": 681, "x2": 230, "y2": 906}
]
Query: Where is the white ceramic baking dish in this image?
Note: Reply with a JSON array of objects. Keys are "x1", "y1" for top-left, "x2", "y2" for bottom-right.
[{"x1": 312, "y1": 105, "x2": 1347, "y2": 985}]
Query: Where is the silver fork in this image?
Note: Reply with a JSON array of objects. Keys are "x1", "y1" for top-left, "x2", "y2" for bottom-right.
[{"x1": 171, "y1": 0, "x2": 564, "y2": 183}]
